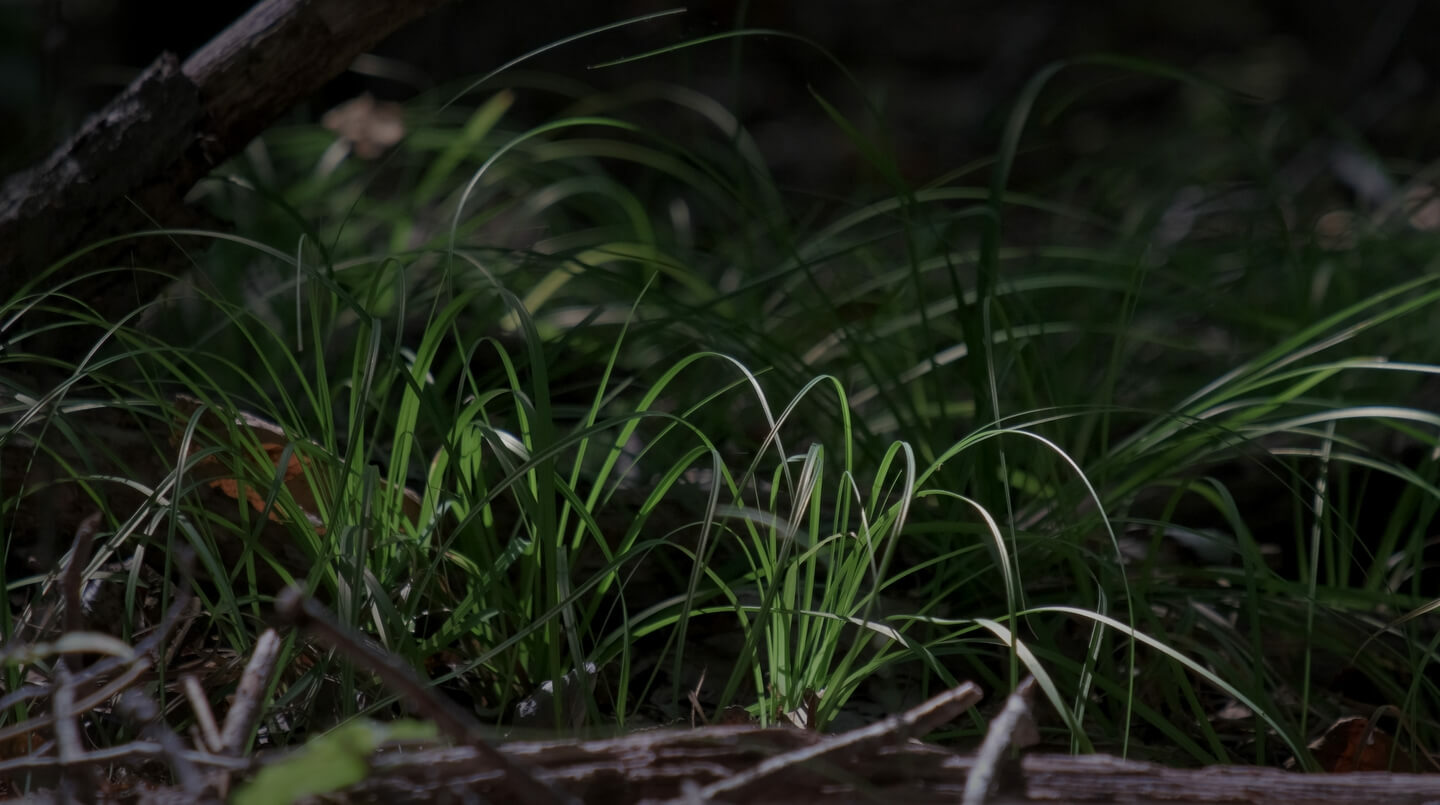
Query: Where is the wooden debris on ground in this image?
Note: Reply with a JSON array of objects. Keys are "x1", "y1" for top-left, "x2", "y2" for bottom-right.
[{"x1": 5, "y1": 532, "x2": 1440, "y2": 803}]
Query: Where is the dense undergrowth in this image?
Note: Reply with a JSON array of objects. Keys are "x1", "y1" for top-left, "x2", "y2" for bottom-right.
[{"x1": 5, "y1": 21, "x2": 1440, "y2": 779}]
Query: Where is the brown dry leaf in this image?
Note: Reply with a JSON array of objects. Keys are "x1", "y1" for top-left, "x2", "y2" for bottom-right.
[
  {"x1": 1306, "y1": 716, "x2": 1419, "y2": 773},
  {"x1": 322, "y1": 93, "x2": 405, "y2": 159},
  {"x1": 0, "y1": 730, "x2": 47, "y2": 761},
  {"x1": 172, "y1": 395, "x2": 327, "y2": 532},
  {"x1": 171, "y1": 396, "x2": 423, "y2": 535},
  {"x1": 779, "y1": 689, "x2": 824, "y2": 730},
  {"x1": 0, "y1": 729, "x2": 53, "y2": 794}
]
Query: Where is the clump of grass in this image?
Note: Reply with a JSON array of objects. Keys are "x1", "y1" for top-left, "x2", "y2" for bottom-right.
[{"x1": 4, "y1": 24, "x2": 1440, "y2": 779}]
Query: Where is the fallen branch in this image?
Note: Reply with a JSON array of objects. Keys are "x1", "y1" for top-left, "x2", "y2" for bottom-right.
[
  {"x1": 260, "y1": 732, "x2": 1440, "y2": 805},
  {"x1": 10, "y1": 572, "x2": 1440, "y2": 804},
  {"x1": 0, "y1": 0, "x2": 453, "y2": 346},
  {"x1": 698, "y1": 679, "x2": 983, "y2": 802}
]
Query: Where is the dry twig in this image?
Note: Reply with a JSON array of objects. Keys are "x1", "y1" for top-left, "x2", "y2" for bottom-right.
[
  {"x1": 274, "y1": 586, "x2": 576, "y2": 805},
  {"x1": 698, "y1": 680, "x2": 984, "y2": 802},
  {"x1": 963, "y1": 676, "x2": 1039, "y2": 805},
  {"x1": 218, "y1": 627, "x2": 281, "y2": 757}
]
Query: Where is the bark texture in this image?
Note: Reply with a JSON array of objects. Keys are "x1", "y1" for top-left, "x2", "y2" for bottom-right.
[{"x1": 0, "y1": 0, "x2": 453, "y2": 347}]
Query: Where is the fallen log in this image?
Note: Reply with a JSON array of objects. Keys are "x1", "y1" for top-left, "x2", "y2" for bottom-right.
[{"x1": 235, "y1": 726, "x2": 1440, "y2": 804}]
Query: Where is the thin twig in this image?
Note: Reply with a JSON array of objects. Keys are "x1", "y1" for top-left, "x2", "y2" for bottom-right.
[
  {"x1": 963, "y1": 676, "x2": 1038, "y2": 805},
  {"x1": 62, "y1": 511, "x2": 103, "y2": 635},
  {"x1": 274, "y1": 586, "x2": 576, "y2": 805},
  {"x1": 118, "y1": 688, "x2": 206, "y2": 794},
  {"x1": 162, "y1": 594, "x2": 202, "y2": 669},
  {"x1": 687, "y1": 667, "x2": 708, "y2": 728},
  {"x1": 52, "y1": 662, "x2": 83, "y2": 762},
  {"x1": 182, "y1": 674, "x2": 223, "y2": 753},
  {"x1": 53, "y1": 660, "x2": 94, "y2": 802},
  {"x1": 211, "y1": 628, "x2": 281, "y2": 801},
  {"x1": 698, "y1": 679, "x2": 984, "y2": 801},
  {"x1": 0, "y1": 741, "x2": 253, "y2": 774},
  {"x1": 0, "y1": 682, "x2": 51, "y2": 713},
  {"x1": 0, "y1": 576, "x2": 193, "y2": 716},
  {"x1": 0, "y1": 658, "x2": 154, "y2": 747},
  {"x1": 0, "y1": 554, "x2": 195, "y2": 745},
  {"x1": 273, "y1": 588, "x2": 488, "y2": 746},
  {"x1": 219, "y1": 627, "x2": 280, "y2": 756}
]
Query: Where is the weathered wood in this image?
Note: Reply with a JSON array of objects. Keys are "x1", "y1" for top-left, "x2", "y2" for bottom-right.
[
  {"x1": 0, "y1": 54, "x2": 202, "y2": 320},
  {"x1": 1015, "y1": 753, "x2": 1440, "y2": 804},
  {"x1": 278, "y1": 732, "x2": 1440, "y2": 804},
  {"x1": 7, "y1": 566, "x2": 1439, "y2": 804},
  {"x1": 0, "y1": 0, "x2": 452, "y2": 346}
]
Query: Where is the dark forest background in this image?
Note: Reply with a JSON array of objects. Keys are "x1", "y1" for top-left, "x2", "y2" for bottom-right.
[{"x1": 5, "y1": 1, "x2": 1437, "y2": 192}]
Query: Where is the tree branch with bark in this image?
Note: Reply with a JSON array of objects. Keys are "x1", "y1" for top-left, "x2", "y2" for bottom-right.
[{"x1": 0, "y1": 0, "x2": 452, "y2": 349}]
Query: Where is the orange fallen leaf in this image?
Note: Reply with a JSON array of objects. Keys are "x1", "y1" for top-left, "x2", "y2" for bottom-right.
[
  {"x1": 171, "y1": 395, "x2": 423, "y2": 534},
  {"x1": 173, "y1": 395, "x2": 326, "y2": 531},
  {"x1": 1307, "y1": 715, "x2": 1418, "y2": 773}
]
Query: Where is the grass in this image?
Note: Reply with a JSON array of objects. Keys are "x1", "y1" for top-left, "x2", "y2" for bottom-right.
[{"x1": 4, "y1": 22, "x2": 1440, "y2": 786}]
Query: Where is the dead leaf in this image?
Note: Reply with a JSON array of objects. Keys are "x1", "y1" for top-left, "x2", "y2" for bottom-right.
[
  {"x1": 171, "y1": 396, "x2": 423, "y2": 535},
  {"x1": 172, "y1": 395, "x2": 326, "y2": 531},
  {"x1": 322, "y1": 93, "x2": 405, "y2": 159},
  {"x1": 1305, "y1": 716, "x2": 1419, "y2": 773},
  {"x1": 1213, "y1": 700, "x2": 1253, "y2": 721},
  {"x1": 780, "y1": 689, "x2": 823, "y2": 730}
]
